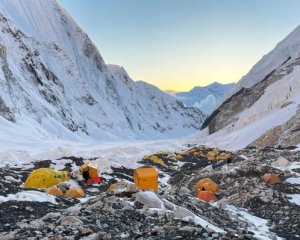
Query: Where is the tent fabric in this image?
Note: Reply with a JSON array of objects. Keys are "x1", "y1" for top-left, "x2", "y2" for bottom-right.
[
  {"x1": 207, "y1": 152, "x2": 217, "y2": 161},
  {"x1": 80, "y1": 162, "x2": 99, "y2": 179},
  {"x1": 24, "y1": 168, "x2": 71, "y2": 189},
  {"x1": 194, "y1": 178, "x2": 220, "y2": 192},
  {"x1": 65, "y1": 187, "x2": 85, "y2": 198},
  {"x1": 134, "y1": 167, "x2": 158, "y2": 191},
  {"x1": 47, "y1": 186, "x2": 64, "y2": 197},
  {"x1": 196, "y1": 191, "x2": 217, "y2": 202},
  {"x1": 261, "y1": 174, "x2": 281, "y2": 185}
]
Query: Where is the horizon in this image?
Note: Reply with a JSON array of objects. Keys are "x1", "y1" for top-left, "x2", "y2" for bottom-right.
[{"x1": 60, "y1": 0, "x2": 300, "y2": 91}]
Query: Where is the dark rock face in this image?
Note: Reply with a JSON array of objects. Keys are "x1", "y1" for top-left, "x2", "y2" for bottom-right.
[
  {"x1": 250, "y1": 106, "x2": 300, "y2": 148},
  {"x1": 202, "y1": 56, "x2": 300, "y2": 135}
]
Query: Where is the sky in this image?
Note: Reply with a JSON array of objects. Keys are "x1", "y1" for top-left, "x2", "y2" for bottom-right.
[{"x1": 59, "y1": 0, "x2": 300, "y2": 92}]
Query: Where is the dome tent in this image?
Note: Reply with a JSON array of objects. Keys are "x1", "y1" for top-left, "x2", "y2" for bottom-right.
[
  {"x1": 261, "y1": 174, "x2": 281, "y2": 185},
  {"x1": 196, "y1": 191, "x2": 217, "y2": 202},
  {"x1": 24, "y1": 168, "x2": 71, "y2": 189},
  {"x1": 194, "y1": 178, "x2": 220, "y2": 193}
]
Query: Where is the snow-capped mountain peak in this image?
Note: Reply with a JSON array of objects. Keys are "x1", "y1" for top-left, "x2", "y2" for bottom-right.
[
  {"x1": 174, "y1": 82, "x2": 235, "y2": 115},
  {"x1": 0, "y1": 0, "x2": 206, "y2": 142}
]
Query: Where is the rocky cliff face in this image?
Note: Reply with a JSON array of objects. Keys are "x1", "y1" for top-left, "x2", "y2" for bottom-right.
[
  {"x1": 201, "y1": 25, "x2": 300, "y2": 148},
  {"x1": 0, "y1": 0, "x2": 205, "y2": 141}
]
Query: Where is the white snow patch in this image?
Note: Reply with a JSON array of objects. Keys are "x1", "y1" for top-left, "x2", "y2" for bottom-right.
[
  {"x1": 0, "y1": 191, "x2": 57, "y2": 204},
  {"x1": 225, "y1": 205, "x2": 282, "y2": 240},
  {"x1": 287, "y1": 194, "x2": 300, "y2": 205},
  {"x1": 286, "y1": 177, "x2": 300, "y2": 185}
]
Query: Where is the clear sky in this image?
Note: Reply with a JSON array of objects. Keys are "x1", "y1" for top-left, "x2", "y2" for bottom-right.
[{"x1": 59, "y1": 0, "x2": 300, "y2": 92}]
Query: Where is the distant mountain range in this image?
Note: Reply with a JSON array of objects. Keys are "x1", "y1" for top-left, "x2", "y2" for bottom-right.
[{"x1": 168, "y1": 82, "x2": 235, "y2": 115}]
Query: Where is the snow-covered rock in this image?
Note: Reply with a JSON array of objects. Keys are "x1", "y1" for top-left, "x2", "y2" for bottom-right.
[
  {"x1": 200, "y1": 24, "x2": 300, "y2": 149},
  {"x1": 174, "y1": 82, "x2": 235, "y2": 115},
  {"x1": 135, "y1": 191, "x2": 164, "y2": 209},
  {"x1": 0, "y1": 0, "x2": 205, "y2": 143}
]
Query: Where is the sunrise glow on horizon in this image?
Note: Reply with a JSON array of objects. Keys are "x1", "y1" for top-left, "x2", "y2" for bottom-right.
[{"x1": 60, "y1": 0, "x2": 300, "y2": 92}]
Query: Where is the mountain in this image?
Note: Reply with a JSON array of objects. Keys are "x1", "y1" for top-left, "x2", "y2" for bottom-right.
[
  {"x1": 174, "y1": 82, "x2": 235, "y2": 115},
  {"x1": 0, "y1": 0, "x2": 205, "y2": 141},
  {"x1": 201, "y1": 25, "x2": 300, "y2": 149}
]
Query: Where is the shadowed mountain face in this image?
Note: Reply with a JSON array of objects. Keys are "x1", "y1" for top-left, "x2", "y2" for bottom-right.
[
  {"x1": 0, "y1": 0, "x2": 205, "y2": 141},
  {"x1": 201, "y1": 24, "x2": 300, "y2": 147}
]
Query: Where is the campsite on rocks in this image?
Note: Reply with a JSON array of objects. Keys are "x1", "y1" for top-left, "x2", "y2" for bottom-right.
[{"x1": 0, "y1": 0, "x2": 300, "y2": 239}]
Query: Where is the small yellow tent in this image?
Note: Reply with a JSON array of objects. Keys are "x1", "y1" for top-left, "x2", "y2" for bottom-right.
[
  {"x1": 207, "y1": 151, "x2": 217, "y2": 161},
  {"x1": 65, "y1": 187, "x2": 85, "y2": 198},
  {"x1": 24, "y1": 168, "x2": 71, "y2": 189},
  {"x1": 80, "y1": 162, "x2": 99, "y2": 179},
  {"x1": 217, "y1": 153, "x2": 231, "y2": 160},
  {"x1": 134, "y1": 167, "x2": 158, "y2": 191},
  {"x1": 47, "y1": 186, "x2": 64, "y2": 197},
  {"x1": 194, "y1": 178, "x2": 220, "y2": 193}
]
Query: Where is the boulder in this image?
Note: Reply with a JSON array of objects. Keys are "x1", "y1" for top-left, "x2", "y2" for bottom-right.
[{"x1": 272, "y1": 157, "x2": 290, "y2": 168}]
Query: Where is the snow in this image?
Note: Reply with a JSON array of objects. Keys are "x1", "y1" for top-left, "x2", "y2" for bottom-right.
[
  {"x1": 287, "y1": 194, "x2": 300, "y2": 205},
  {"x1": 225, "y1": 205, "x2": 282, "y2": 240},
  {"x1": 0, "y1": 0, "x2": 205, "y2": 151},
  {"x1": 175, "y1": 82, "x2": 235, "y2": 115},
  {"x1": 226, "y1": 24, "x2": 300, "y2": 99},
  {"x1": 286, "y1": 177, "x2": 300, "y2": 184},
  {"x1": 0, "y1": 191, "x2": 57, "y2": 204}
]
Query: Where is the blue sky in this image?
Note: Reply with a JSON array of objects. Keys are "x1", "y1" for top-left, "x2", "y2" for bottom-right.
[{"x1": 59, "y1": 0, "x2": 300, "y2": 91}]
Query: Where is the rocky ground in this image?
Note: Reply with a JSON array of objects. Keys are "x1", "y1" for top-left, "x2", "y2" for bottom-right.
[{"x1": 0, "y1": 146, "x2": 299, "y2": 240}]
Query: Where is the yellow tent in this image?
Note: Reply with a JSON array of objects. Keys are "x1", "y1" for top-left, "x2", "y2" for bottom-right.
[
  {"x1": 217, "y1": 153, "x2": 231, "y2": 160},
  {"x1": 194, "y1": 178, "x2": 220, "y2": 193},
  {"x1": 47, "y1": 186, "x2": 64, "y2": 197},
  {"x1": 134, "y1": 167, "x2": 158, "y2": 191},
  {"x1": 80, "y1": 162, "x2": 99, "y2": 179},
  {"x1": 24, "y1": 168, "x2": 71, "y2": 189},
  {"x1": 207, "y1": 151, "x2": 217, "y2": 161},
  {"x1": 65, "y1": 187, "x2": 85, "y2": 198}
]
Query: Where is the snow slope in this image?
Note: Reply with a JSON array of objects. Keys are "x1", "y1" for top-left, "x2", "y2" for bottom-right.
[
  {"x1": 175, "y1": 82, "x2": 235, "y2": 115},
  {"x1": 199, "y1": 24, "x2": 300, "y2": 149},
  {"x1": 0, "y1": 0, "x2": 205, "y2": 142}
]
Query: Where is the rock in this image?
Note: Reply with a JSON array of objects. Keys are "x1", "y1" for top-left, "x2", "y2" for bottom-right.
[
  {"x1": 135, "y1": 191, "x2": 164, "y2": 209},
  {"x1": 127, "y1": 183, "x2": 139, "y2": 193},
  {"x1": 25, "y1": 206, "x2": 34, "y2": 212},
  {"x1": 29, "y1": 219, "x2": 44, "y2": 229},
  {"x1": 65, "y1": 205, "x2": 82, "y2": 215},
  {"x1": 42, "y1": 212, "x2": 61, "y2": 222},
  {"x1": 60, "y1": 216, "x2": 83, "y2": 227},
  {"x1": 178, "y1": 187, "x2": 191, "y2": 196},
  {"x1": 272, "y1": 157, "x2": 290, "y2": 168},
  {"x1": 81, "y1": 227, "x2": 92, "y2": 235},
  {"x1": 4, "y1": 176, "x2": 20, "y2": 183}
]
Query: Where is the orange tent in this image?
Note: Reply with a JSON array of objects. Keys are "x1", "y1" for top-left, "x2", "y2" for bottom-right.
[
  {"x1": 47, "y1": 186, "x2": 64, "y2": 197},
  {"x1": 196, "y1": 191, "x2": 217, "y2": 202},
  {"x1": 65, "y1": 187, "x2": 85, "y2": 198},
  {"x1": 261, "y1": 174, "x2": 281, "y2": 185},
  {"x1": 134, "y1": 167, "x2": 158, "y2": 191},
  {"x1": 194, "y1": 178, "x2": 220, "y2": 192}
]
